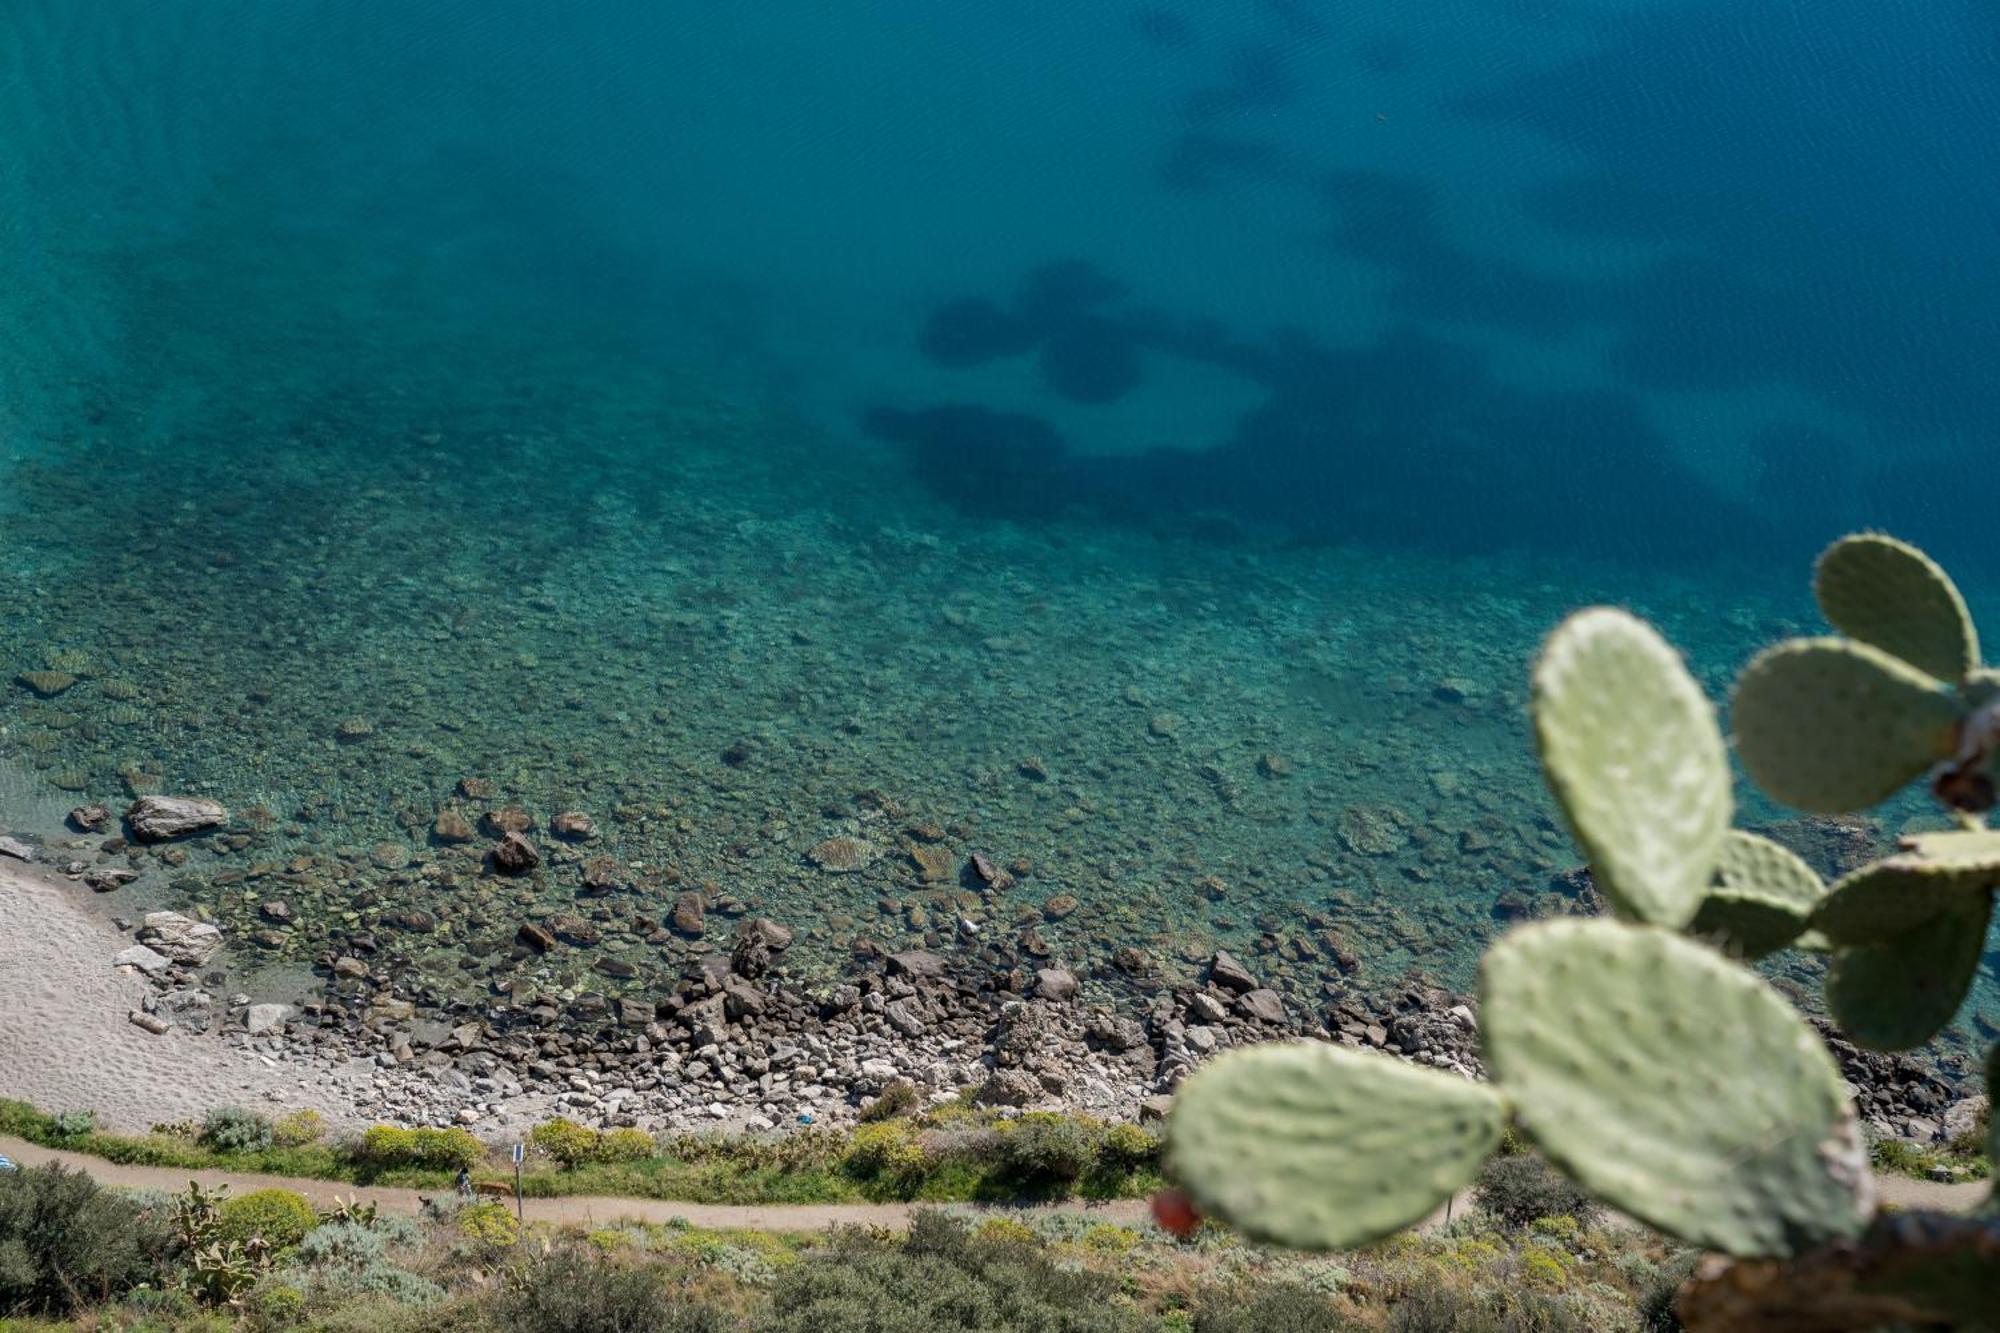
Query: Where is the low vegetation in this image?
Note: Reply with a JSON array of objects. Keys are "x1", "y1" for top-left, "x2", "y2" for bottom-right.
[
  {"x1": 0, "y1": 1098, "x2": 1164, "y2": 1206},
  {"x1": 0, "y1": 1161, "x2": 1692, "y2": 1329}
]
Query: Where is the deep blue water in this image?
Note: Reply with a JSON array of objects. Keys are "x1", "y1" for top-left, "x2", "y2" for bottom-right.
[{"x1": 0, "y1": 2, "x2": 1995, "y2": 1037}]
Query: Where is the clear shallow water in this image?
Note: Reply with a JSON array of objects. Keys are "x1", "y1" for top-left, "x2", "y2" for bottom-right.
[{"x1": 0, "y1": 1, "x2": 1994, "y2": 1044}]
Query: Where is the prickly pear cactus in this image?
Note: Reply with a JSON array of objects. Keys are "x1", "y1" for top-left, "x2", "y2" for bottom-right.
[
  {"x1": 1813, "y1": 533, "x2": 1979, "y2": 683},
  {"x1": 1732, "y1": 638, "x2": 1963, "y2": 812},
  {"x1": 1690, "y1": 830, "x2": 1826, "y2": 959},
  {"x1": 1166, "y1": 1040, "x2": 1505, "y2": 1249},
  {"x1": 1825, "y1": 893, "x2": 1993, "y2": 1052},
  {"x1": 1481, "y1": 919, "x2": 1872, "y2": 1257},
  {"x1": 1532, "y1": 608, "x2": 1730, "y2": 928},
  {"x1": 1809, "y1": 834, "x2": 2000, "y2": 944}
]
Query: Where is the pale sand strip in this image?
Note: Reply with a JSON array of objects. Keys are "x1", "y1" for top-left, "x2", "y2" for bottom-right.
[{"x1": 0, "y1": 858, "x2": 373, "y2": 1131}]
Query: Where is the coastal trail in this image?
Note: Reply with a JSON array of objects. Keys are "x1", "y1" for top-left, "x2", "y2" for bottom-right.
[{"x1": 3, "y1": 1134, "x2": 1984, "y2": 1235}]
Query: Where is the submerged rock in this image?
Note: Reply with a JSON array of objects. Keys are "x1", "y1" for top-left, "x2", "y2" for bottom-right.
[
  {"x1": 16, "y1": 670, "x2": 76, "y2": 697},
  {"x1": 125, "y1": 795, "x2": 227, "y2": 842},
  {"x1": 432, "y1": 808, "x2": 475, "y2": 843},
  {"x1": 67, "y1": 805, "x2": 111, "y2": 832},
  {"x1": 550, "y1": 811, "x2": 596, "y2": 841},
  {"x1": 491, "y1": 832, "x2": 540, "y2": 874}
]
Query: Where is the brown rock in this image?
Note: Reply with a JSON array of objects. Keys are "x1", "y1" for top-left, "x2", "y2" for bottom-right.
[
  {"x1": 808, "y1": 836, "x2": 876, "y2": 872},
  {"x1": 491, "y1": 832, "x2": 540, "y2": 874},
  {"x1": 581, "y1": 855, "x2": 624, "y2": 892},
  {"x1": 670, "y1": 891, "x2": 706, "y2": 936},
  {"x1": 482, "y1": 807, "x2": 533, "y2": 836},
  {"x1": 1236, "y1": 988, "x2": 1287, "y2": 1024},
  {"x1": 369, "y1": 841, "x2": 412, "y2": 870},
  {"x1": 593, "y1": 956, "x2": 639, "y2": 980},
  {"x1": 457, "y1": 776, "x2": 495, "y2": 799},
  {"x1": 516, "y1": 921, "x2": 557, "y2": 952},
  {"x1": 17, "y1": 670, "x2": 76, "y2": 697},
  {"x1": 332, "y1": 956, "x2": 368, "y2": 979},
  {"x1": 550, "y1": 811, "x2": 596, "y2": 841},
  {"x1": 432, "y1": 808, "x2": 475, "y2": 843},
  {"x1": 68, "y1": 804, "x2": 111, "y2": 832},
  {"x1": 1042, "y1": 894, "x2": 1079, "y2": 920},
  {"x1": 908, "y1": 843, "x2": 954, "y2": 883}
]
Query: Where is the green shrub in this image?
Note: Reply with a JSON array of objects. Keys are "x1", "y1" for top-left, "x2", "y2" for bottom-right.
[
  {"x1": 528, "y1": 1118, "x2": 603, "y2": 1169},
  {"x1": 763, "y1": 1210, "x2": 1144, "y2": 1333},
  {"x1": 598, "y1": 1127, "x2": 656, "y2": 1163},
  {"x1": 859, "y1": 1080, "x2": 923, "y2": 1122},
  {"x1": 1195, "y1": 1281, "x2": 1360, "y2": 1332},
  {"x1": 491, "y1": 1246, "x2": 730, "y2": 1333},
  {"x1": 998, "y1": 1113, "x2": 1098, "y2": 1186},
  {"x1": 841, "y1": 1121, "x2": 929, "y2": 1181},
  {"x1": 272, "y1": 1109, "x2": 328, "y2": 1148},
  {"x1": 1636, "y1": 1253, "x2": 1698, "y2": 1333},
  {"x1": 1096, "y1": 1122, "x2": 1160, "y2": 1171},
  {"x1": 0, "y1": 1162, "x2": 170, "y2": 1314},
  {"x1": 356, "y1": 1124, "x2": 484, "y2": 1172},
  {"x1": 201, "y1": 1105, "x2": 276, "y2": 1153},
  {"x1": 217, "y1": 1188, "x2": 319, "y2": 1250},
  {"x1": 1385, "y1": 1283, "x2": 1590, "y2": 1333},
  {"x1": 1472, "y1": 1155, "x2": 1601, "y2": 1231},
  {"x1": 244, "y1": 1279, "x2": 306, "y2": 1328},
  {"x1": 50, "y1": 1109, "x2": 96, "y2": 1138}
]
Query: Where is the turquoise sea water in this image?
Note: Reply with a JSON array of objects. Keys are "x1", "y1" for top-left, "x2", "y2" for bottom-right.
[{"x1": 0, "y1": 2, "x2": 1994, "y2": 1043}]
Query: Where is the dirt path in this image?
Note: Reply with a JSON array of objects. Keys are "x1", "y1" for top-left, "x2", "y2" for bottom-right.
[{"x1": 6, "y1": 1133, "x2": 1983, "y2": 1235}]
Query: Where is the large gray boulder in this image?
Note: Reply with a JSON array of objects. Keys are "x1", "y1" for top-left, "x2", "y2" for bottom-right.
[
  {"x1": 125, "y1": 795, "x2": 227, "y2": 842},
  {"x1": 137, "y1": 910, "x2": 223, "y2": 965}
]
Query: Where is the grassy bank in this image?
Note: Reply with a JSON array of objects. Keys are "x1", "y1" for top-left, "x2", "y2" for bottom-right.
[{"x1": 0, "y1": 1099, "x2": 1163, "y2": 1206}]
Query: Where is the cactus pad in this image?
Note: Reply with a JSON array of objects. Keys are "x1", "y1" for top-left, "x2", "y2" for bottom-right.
[
  {"x1": 1814, "y1": 534, "x2": 1978, "y2": 683},
  {"x1": 1810, "y1": 837, "x2": 2000, "y2": 945},
  {"x1": 1824, "y1": 892, "x2": 1992, "y2": 1051},
  {"x1": 1166, "y1": 1040, "x2": 1505, "y2": 1250},
  {"x1": 1690, "y1": 832, "x2": 1825, "y2": 959},
  {"x1": 1732, "y1": 638, "x2": 1963, "y2": 812},
  {"x1": 1482, "y1": 919, "x2": 1871, "y2": 1257},
  {"x1": 1532, "y1": 608, "x2": 1730, "y2": 928}
]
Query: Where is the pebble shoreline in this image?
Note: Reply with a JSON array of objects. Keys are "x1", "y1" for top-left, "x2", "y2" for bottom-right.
[{"x1": 5, "y1": 811, "x2": 1983, "y2": 1168}]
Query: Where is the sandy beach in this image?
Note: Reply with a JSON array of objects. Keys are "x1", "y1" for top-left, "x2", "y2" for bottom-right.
[{"x1": 0, "y1": 856, "x2": 373, "y2": 1132}]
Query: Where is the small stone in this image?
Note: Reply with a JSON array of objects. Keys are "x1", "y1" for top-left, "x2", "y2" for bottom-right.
[
  {"x1": 369, "y1": 841, "x2": 412, "y2": 870},
  {"x1": 128, "y1": 1009, "x2": 171, "y2": 1035},
  {"x1": 244, "y1": 1003, "x2": 294, "y2": 1034},
  {"x1": 1256, "y1": 752, "x2": 1293, "y2": 779},
  {"x1": 334, "y1": 717, "x2": 375, "y2": 741},
  {"x1": 84, "y1": 867, "x2": 139, "y2": 893},
  {"x1": 1235, "y1": 988, "x2": 1287, "y2": 1024},
  {"x1": 516, "y1": 922, "x2": 557, "y2": 953},
  {"x1": 670, "y1": 891, "x2": 707, "y2": 936},
  {"x1": 808, "y1": 836, "x2": 876, "y2": 873},
  {"x1": 114, "y1": 944, "x2": 173, "y2": 975},
  {"x1": 259, "y1": 900, "x2": 293, "y2": 925},
  {"x1": 581, "y1": 856, "x2": 624, "y2": 892},
  {"x1": 125, "y1": 795, "x2": 228, "y2": 842},
  {"x1": 1034, "y1": 968, "x2": 1079, "y2": 1001},
  {"x1": 1208, "y1": 950, "x2": 1258, "y2": 993},
  {"x1": 457, "y1": 777, "x2": 496, "y2": 799},
  {"x1": 908, "y1": 844, "x2": 955, "y2": 883},
  {"x1": 482, "y1": 807, "x2": 533, "y2": 836},
  {"x1": 550, "y1": 811, "x2": 596, "y2": 841},
  {"x1": 1138, "y1": 1095, "x2": 1175, "y2": 1123},
  {"x1": 491, "y1": 832, "x2": 540, "y2": 874},
  {"x1": 594, "y1": 956, "x2": 639, "y2": 980},
  {"x1": 1338, "y1": 804, "x2": 1411, "y2": 857},
  {"x1": 67, "y1": 805, "x2": 111, "y2": 832},
  {"x1": 1041, "y1": 894, "x2": 1079, "y2": 921},
  {"x1": 432, "y1": 809, "x2": 475, "y2": 843},
  {"x1": 332, "y1": 956, "x2": 368, "y2": 979},
  {"x1": 17, "y1": 670, "x2": 76, "y2": 697},
  {"x1": 887, "y1": 949, "x2": 946, "y2": 979}
]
